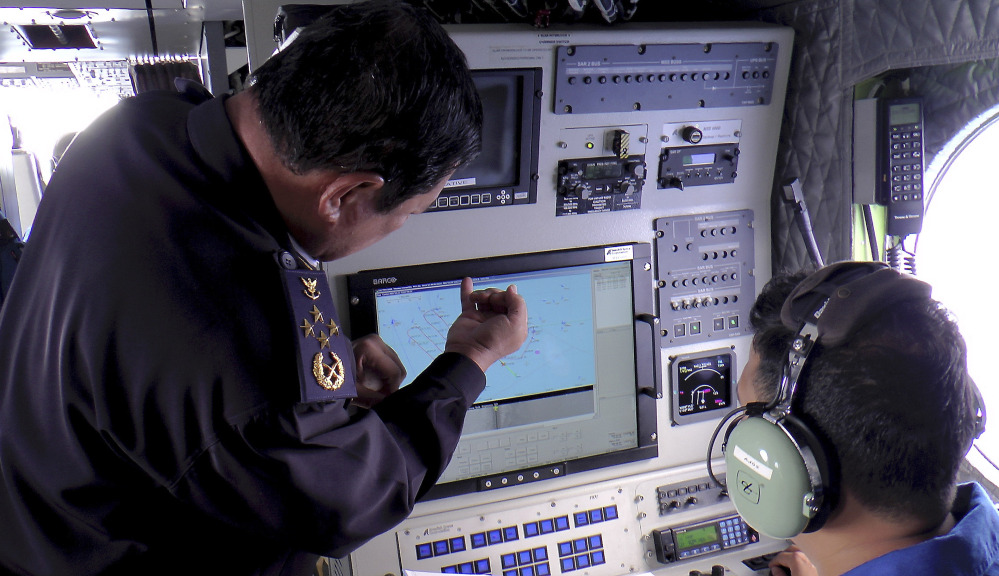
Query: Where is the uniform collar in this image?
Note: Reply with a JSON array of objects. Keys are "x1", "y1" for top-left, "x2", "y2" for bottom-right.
[{"x1": 187, "y1": 94, "x2": 294, "y2": 254}]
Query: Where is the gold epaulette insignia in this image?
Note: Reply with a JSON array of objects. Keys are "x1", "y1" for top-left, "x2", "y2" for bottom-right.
[
  {"x1": 279, "y1": 253, "x2": 357, "y2": 403},
  {"x1": 313, "y1": 351, "x2": 345, "y2": 390}
]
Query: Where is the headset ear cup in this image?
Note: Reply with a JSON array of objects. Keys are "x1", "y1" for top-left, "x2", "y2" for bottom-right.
[
  {"x1": 723, "y1": 415, "x2": 832, "y2": 539},
  {"x1": 780, "y1": 414, "x2": 837, "y2": 533}
]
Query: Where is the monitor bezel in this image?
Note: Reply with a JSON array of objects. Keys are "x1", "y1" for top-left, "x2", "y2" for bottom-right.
[
  {"x1": 345, "y1": 243, "x2": 660, "y2": 499},
  {"x1": 429, "y1": 67, "x2": 543, "y2": 212}
]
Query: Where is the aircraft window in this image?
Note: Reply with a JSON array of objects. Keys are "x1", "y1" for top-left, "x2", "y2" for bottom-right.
[
  {"x1": 917, "y1": 106, "x2": 999, "y2": 483},
  {"x1": 3, "y1": 82, "x2": 119, "y2": 183}
]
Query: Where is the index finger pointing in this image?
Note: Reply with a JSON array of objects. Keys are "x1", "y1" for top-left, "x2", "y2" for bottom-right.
[{"x1": 459, "y1": 277, "x2": 475, "y2": 313}]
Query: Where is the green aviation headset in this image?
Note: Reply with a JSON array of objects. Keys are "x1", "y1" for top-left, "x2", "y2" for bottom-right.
[{"x1": 709, "y1": 261, "x2": 986, "y2": 540}]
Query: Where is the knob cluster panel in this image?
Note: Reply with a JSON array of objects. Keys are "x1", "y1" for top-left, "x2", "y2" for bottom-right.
[{"x1": 654, "y1": 210, "x2": 756, "y2": 346}]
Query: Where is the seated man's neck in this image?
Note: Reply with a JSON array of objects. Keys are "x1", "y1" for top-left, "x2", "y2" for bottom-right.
[{"x1": 793, "y1": 490, "x2": 956, "y2": 576}]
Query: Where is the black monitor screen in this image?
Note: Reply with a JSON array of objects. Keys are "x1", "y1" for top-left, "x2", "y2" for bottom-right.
[
  {"x1": 346, "y1": 244, "x2": 659, "y2": 498},
  {"x1": 449, "y1": 74, "x2": 522, "y2": 190},
  {"x1": 431, "y1": 68, "x2": 541, "y2": 211}
]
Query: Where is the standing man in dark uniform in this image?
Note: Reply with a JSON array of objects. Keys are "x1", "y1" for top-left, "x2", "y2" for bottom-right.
[{"x1": 0, "y1": 2, "x2": 528, "y2": 575}]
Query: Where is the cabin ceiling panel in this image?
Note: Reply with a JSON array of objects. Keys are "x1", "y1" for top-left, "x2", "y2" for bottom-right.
[{"x1": 0, "y1": 6, "x2": 216, "y2": 62}]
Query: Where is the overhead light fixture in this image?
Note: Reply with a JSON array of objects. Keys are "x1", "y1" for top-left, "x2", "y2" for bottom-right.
[{"x1": 49, "y1": 10, "x2": 93, "y2": 20}]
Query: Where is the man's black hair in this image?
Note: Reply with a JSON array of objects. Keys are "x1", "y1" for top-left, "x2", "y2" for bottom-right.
[
  {"x1": 748, "y1": 271, "x2": 981, "y2": 526},
  {"x1": 249, "y1": 0, "x2": 482, "y2": 211}
]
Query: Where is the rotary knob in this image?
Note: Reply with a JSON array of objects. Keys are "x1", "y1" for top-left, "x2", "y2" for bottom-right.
[{"x1": 682, "y1": 126, "x2": 703, "y2": 144}]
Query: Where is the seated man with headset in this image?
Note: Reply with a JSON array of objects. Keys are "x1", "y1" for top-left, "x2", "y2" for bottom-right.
[{"x1": 715, "y1": 261, "x2": 999, "y2": 575}]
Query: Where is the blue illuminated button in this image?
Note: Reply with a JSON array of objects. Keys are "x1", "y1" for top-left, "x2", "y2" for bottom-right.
[
  {"x1": 534, "y1": 547, "x2": 548, "y2": 562},
  {"x1": 524, "y1": 522, "x2": 540, "y2": 538},
  {"x1": 603, "y1": 506, "x2": 618, "y2": 520},
  {"x1": 573, "y1": 539, "x2": 588, "y2": 553},
  {"x1": 588, "y1": 535, "x2": 603, "y2": 549},
  {"x1": 471, "y1": 533, "x2": 488, "y2": 549},
  {"x1": 488, "y1": 530, "x2": 504, "y2": 545},
  {"x1": 416, "y1": 543, "x2": 434, "y2": 560},
  {"x1": 460, "y1": 563, "x2": 475, "y2": 574},
  {"x1": 574, "y1": 512, "x2": 589, "y2": 526},
  {"x1": 443, "y1": 566, "x2": 458, "y2": 574},
  {"x1": 558, "y1": 542, "x2": 574, "y2": 557},
  {"x1": 561, "y1": 558, "x2": 575, "y2": 572},
  {"x1": 539, "y1": 519, "x2": 555, "y2": 534},
  {"x1": 589, "y1": 509, "x2": 603, "y2": 523},
  {"x1": 591, "y1": 551, "x2": 606, "y2": 565},
  {"x1": 536, "y1": 562, "x2": 551, "y2": 576},
  {"x1": 502, "y1": 554, "x2": 517, "y2": 569},
  {"x1": 519, "y1": 567, "x2": 534, "y2": 576},
  {"x1": 434, "y1": 540, "x2": 450, "y2": 556},
  {"x1": 518, "y1": 550, "x2": 533, "y2": 565},
  {"x1": 475, "y1": 559, "x2": 491, "y2": 574},
  {"x1": 504, "y1": 571, "x2": 517, "y2": 576},
  {"x1": 504, "y1": 526, "x2": 519, "y2": 541},
  {"x1": 577, "y1": 555, "x2": 591, "y2": 568},
  {"x1": 450, "y1": 537, "x2": 466, "y2": 553},
  {"x1": 554, "y1": 516, "x2": 570, "y2": 531}
]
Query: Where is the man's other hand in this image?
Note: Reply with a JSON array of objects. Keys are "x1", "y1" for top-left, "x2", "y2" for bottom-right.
[{"x1": 351, "y1": 334, "x2": 405, "y2": 409}]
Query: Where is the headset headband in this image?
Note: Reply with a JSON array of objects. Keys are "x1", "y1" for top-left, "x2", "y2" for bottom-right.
[{"x1": 767, "y1": 262, "x2": 934, "y2": 419}]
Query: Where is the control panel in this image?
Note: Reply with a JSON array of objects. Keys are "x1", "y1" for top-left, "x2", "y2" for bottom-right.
[
  {"x1": 553, "y1": 42, "x2": 780, "y2": 114},
  {"x1": 382, "y1": 469, "x2": 785, "y2": 576},
  {"x1": 657, "y1": 120, "x2": 743, "y2": 191},
  {"x1": 397, "y1": 484, "x2": 630, "y2": 576},
  {"x1": 555, "y1": 125, "x2": 649, "y2": 216},
  {"x1": 655, "y1": 210, "x2": 756, "y2": 345},
  {"x1": 652, "y1": 514, "x2": 758, "y2": 564}
]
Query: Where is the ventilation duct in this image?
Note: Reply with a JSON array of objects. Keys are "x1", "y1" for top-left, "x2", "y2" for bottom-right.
[{"x1": 15, "y1": 24, "x2": 97, "y2": 50}]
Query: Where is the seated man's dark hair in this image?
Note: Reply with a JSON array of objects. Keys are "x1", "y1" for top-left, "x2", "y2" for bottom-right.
[
  {"x1": 747, "y1": 271, "x2": 981, "y2": 527},
  {"x1": 248, "y1": 0, "x2": 482, "y2": 211}
]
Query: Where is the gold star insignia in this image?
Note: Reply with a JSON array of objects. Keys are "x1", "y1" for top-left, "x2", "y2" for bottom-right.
[
  {"x1": 326, "y1": 318, "x2": 339, "y2": 336},
  {"x1": 317, "y1": 330, "x2": 331, "y2": 350},
  {"x1": 300, "y1": 318, "x2": 315, "y2": 338},
  {"x1": 310, "y1": 304, "x2": 324, "y2": 323}
]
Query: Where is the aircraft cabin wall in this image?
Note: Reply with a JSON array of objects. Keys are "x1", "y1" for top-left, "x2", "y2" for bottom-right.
[{"x1": 247, "y1": 15, "x2": 794, "y2": 576}]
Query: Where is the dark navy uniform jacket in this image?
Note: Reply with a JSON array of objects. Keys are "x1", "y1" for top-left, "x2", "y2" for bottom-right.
[{"x1": 0, "y1": 86, "x2": 485, "y2": 575}]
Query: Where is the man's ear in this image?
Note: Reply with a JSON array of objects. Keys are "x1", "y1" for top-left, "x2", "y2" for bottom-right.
[{"x1": 318, "y1": 171, "x2": 386, "y2": 223}]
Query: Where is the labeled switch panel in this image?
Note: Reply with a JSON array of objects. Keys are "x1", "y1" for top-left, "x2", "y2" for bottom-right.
[
  {"x1": 554, "y1": 42, "x2": 780, "y2": 114},
  {"x1": 398, "y1": 486, "x2": 627, "y2": 576},
  {"x1": 654, "y1": 210, "x2": 755, "y2": 345}
]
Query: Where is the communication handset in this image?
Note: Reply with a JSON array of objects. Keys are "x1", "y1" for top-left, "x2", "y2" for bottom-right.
[{"x1": 876, "y1": 97, "x2": 925, "y2": 237}]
